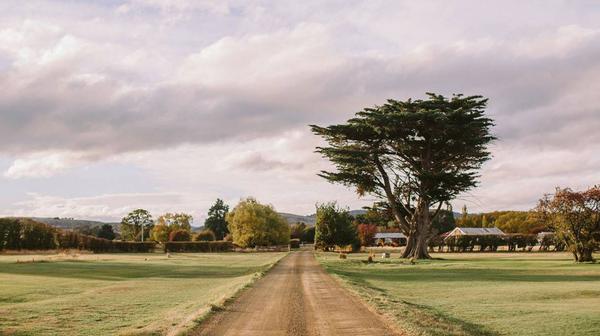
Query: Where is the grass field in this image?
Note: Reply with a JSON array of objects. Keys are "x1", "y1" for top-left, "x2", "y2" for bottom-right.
[
  {"x1": 0, "y1": 252, "x2": 287, "y2": 336},
  {"x1": 317, "y1": 252, "x2": 600, "y2": 336}
]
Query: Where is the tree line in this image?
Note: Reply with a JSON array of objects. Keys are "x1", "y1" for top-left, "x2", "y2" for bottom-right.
[
  {"x1": 118, "y1": 197, "x2": 290, "y2": 249},
  {"x1": 0, "y1": 218, "x2": 154, "y2": 253}
]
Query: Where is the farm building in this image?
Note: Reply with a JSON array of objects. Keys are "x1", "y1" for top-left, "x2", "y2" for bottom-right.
[
  {"x1": 373, "y1": 232, "x2": 407, "y2": 246},
  {"x1": 444, "y1": 227, "x2": 505, "y2": 240}
]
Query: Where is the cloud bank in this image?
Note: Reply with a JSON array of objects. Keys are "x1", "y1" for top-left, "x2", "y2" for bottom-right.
[{"x1": 1, "y1": 0, "x2": 599, "y2": 219}]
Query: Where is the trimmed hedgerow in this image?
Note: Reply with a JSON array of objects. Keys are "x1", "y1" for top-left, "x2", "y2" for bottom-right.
[
  {"x1": 163, "y1": 241, "x2": 233, "y2": 253},
  {"x1": 0, "y1": 217, "x2": 156, "y2": 253}
]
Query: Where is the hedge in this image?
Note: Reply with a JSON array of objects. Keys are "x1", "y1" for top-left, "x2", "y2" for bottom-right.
[
  {"x1": 56, "y1": 229, "x2": 156, "y2": 253},
  {"x1": 163, "y1": 241, "x2": 233, "y2": 253},
  {"x1": 431, "y1": 234, "x2": 541, "y2": 252},
  {"x1": 0, "y1": 217, "x2": 156, "y2": 253}
]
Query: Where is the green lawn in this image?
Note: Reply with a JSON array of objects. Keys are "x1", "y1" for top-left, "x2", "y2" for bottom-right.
[
  {"x1": 0, "y1": 252, "x2": 286, "y2": 336},
  {"x1": 317, "y1": 252, "x2": 600, "y2": 336}
]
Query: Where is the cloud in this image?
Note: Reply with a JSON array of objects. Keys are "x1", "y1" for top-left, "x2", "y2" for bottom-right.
[
  {"x1": 2, "y1": 19, "x2": 599, "y2": 163},
  {"x1": 0, "y1": 1, "x2": 599, "y2": 216},
  {"x1": 3, "y1": 151, "x2": 93, "y2": 179},
  {"x1": 6, "y1": 192, "x2": 191, "y2": 222}
]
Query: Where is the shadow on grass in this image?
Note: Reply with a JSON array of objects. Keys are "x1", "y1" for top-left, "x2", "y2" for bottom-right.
[
  {"x1": 338, "y1": 273, "x2": 500, "y2": 336},
  {"x1": 0, "y1": 261, "x2": 265, "y2": 281},
  {"x1": 326, "y1": 265, "x2": 600, "y2": 283}
]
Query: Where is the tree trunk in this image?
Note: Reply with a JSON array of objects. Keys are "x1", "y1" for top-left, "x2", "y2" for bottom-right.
[
  {"x1": 401, "y1": 235, "x2": 415, "y2": 258},
  {"x1": 402, "y1": 231, "x2": 431, "y2": 259},
  {"x1": 576, "y1": 248, "x2": 594, "y2": 262},
  {"x1": 401, "y1": 202, "x2": 432, "y2": 259}
]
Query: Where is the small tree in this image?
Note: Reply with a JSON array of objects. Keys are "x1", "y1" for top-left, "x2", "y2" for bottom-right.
[
  {"x1": 314, "y1": 202, "x2": 357, "y2": 251},
  {"x1": 537, "y1": 186, "x2": 600, "y2": 262},
  {"x1": 195, "y1": 229, "x2": 216, "y2": 241},
  {"x1": 357, "y1": 223, "x2": 378, "y2": 247},
  {"x1": 226, "y1": 198, "x2": 290, "y2": 248},
  {"x1": 169, "y1": 229, "x2": 191, "y2": 242},
  {"x1": 97, "y1": 224, "x2": 116, "y2": 240},
  {"x1": 204, "y1": 199, "x2": 229, "y2": 240},
  {"x1": 121, "y1": 209, "x2": 153, "y2": 241}
]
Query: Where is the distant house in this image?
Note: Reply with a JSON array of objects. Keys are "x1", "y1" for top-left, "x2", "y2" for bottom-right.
[
  {"x1": 373, "y1": 232, "x2": 407, "y2": 246},
  {"x1": 444, "y1": 227, "x2": 505, "y2": 240}
]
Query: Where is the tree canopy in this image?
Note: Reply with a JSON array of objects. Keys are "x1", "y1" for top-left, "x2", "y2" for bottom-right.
[
  {"x1": 204, "y1": 199, "x2": 229, "y2": 240},
  {"x1": 311, "y1": 93, "x2": 494, "y2": 258},
  {"x1": 537, "y1": 186, "x2": 600, "y2": 262},
  {"x1": 97, "y1": 224, "x2": 116, "y2": 240},
  {"x1": 120, "y1": 209, "x2": 154, "y2": 241},
  {"x1": 314, "y1": 202, "x2": 357, "y2": 251},
  {"x1": 226, "y1": 198, "x2": 290, "y2": 248},
  {"x1": 151, "y1": 213, "x2": 193, "y2": 242}
]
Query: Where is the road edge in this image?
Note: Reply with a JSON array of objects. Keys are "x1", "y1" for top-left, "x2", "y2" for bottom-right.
[
  {"x1": 179, "y1": 251, "x2": 290, "y2": 336},
  {"x1": 313, "y1": 252, "x2": 409, "y2": 336}
]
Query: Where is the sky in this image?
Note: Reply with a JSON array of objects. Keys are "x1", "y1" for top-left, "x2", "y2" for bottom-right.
[{"x1": 1, "y1": 0, "x2": 599, "y2": 223}]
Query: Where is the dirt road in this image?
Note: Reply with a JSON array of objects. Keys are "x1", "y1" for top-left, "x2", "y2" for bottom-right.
[{"x1": 193, "y1": 251, "x2": 401, "y2": 336}]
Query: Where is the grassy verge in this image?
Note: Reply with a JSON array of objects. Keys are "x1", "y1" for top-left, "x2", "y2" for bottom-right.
[
  {"x1": 0, "y1": 252, "x2": 287, "y2": 336},
  {"x1": 316, "y1": 252, "x2": 600, "y2": 336}
]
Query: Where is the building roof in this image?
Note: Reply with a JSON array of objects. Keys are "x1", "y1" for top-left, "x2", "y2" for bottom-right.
[
  {"x1": 374, "y1": 232, "x2": 407, "y2": 239},
  {"x1": 447, "y1": 227, "x2": 505, "y2": 236}
]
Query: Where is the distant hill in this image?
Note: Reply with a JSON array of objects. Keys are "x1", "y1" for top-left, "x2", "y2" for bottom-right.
[
  {"x1": 278, "y1": 209, "x2": 367, "y2": 226},
  {"x1": 30, "y1": 217, "x2": 120, "y2": 233},
  {"x1": 279, "y1": 212, "x2": 316, "y2": 226}
]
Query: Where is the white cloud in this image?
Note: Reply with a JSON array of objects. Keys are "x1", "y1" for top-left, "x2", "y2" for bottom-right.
[
  {"x1": 3, "y1": 151, "x2": 91, "y2": 179},
  {"x1": 6, "y1": 192, "x2": 192, "y2": 222}
]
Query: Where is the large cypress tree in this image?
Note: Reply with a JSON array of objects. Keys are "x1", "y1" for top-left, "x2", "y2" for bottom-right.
[{"x1": 311, "y1": 93, "x2": 494, "y2": 259}]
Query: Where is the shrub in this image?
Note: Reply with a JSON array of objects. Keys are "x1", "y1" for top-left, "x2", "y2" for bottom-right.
[
  {"x1": 357, "y1": 224, "x2": 378, "y2": 247},
  {"x1": 169, "y1": 229, "x2": 191, "y2": 242},
  {"x1": 163, "y1": 241, "x2": 234, "y2": 253},
  {"x1": 195, "y1": 229, "x2": 216, "y2": 241},
  {"x1": 290, "y1": 238, "x2": 300, "y2": 249}
]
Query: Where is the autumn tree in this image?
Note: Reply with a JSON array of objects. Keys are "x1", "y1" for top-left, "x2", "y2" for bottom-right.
[
  {"x1": 204, "y1": 199, "x2": 229, "y2": 240},
  {"x1": 537, "y1": 186, "x2": 600, "y2": 262},
  {"x1": 311, "y1": 93, "x2": 494, "y2": 259},
  {"x1": 151, "y1": 213, "x2": 193, "y2": 242},
  {"x1": 357, "y1": 223, "x2": 378, "y2": 247},
  {"x1": 226, "y1": 198, "x2": 290, "y2": 248},
  {"x1": 121, "y1": 209, "x2": 154, "y2": 241}
]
